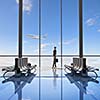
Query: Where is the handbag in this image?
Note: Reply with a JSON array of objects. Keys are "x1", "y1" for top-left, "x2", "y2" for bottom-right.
[{"x1": 56, "y1": 59, "x2": 58, "y2": 62}]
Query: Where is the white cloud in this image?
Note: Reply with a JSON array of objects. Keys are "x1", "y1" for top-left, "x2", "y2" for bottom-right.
[
  {"x1": 27, "y1": 34, "x2": 39, "y2": 39},
  {"x1": 86, "y1": 58, "x2": 100, "y2": 68},
  {"x1": 58, "y1": 38, "x2": 76, "y2": 45},
  {"x1": 26, "y1": 34, "x2": 48, "y2": 40},
  {"x1": 97, "y1": 29, "x2": 100, "y2": 32},
  {"x1": 0, "y1": 58, "x2": 14, "y2": 66},
  {"x1": 86, "y1": 18, "x2": 96, "y2": 26},
  {"x1": 16, "y1": 0, "x2": 32, "y2": 13},
  {"x1": 41, "y1": 43, "x2": 49, "y2": 49},
  {"x1": 63, "y1": 39, "x2": 76, "y2": 45},
  {"x1": 33, "y1": 43, "x2": 50, "y2": 54},
  {"x1": 0, "y1": 58, "x2": 14, "y2": 74},
  {"x1": 32, "y1": 42, "x2": 55, "y2": 55},
  {"x1": 23, "y1": 40, "x2": 28, "y2": 44},
  {"x1": 16, "y1": 0, "x2": 19, "y2": 4}
]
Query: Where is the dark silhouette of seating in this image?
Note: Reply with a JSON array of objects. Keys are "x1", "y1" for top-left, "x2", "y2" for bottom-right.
[
  {"x1": 65, "y1": 73, "x2": 99, "y2": 100},
  {"x1": 2, "y1": 73, "x2": 36, "y2": 100},
  {"x1": 2, "y1": 60, "x2": 37, "y2": 77},
  {"x1": 64, "y1": 58, "x2": 99, "y2": 77}
]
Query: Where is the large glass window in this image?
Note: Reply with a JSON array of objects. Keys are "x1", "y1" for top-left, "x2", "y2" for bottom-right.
[
  {"x1": 0, "y1": 0, "x2": 100, "y2": 100},
  {"x1": 23, "y1": 0, "x2": 39, "y2": 55},
  {"x1": 41, "y1": 0, "x2": 61, "y2": 76},
  {"x1": 84, "y1": 0, "x2": 100, "y2": 55},
  {"x1": 0, "y1": 0, "x2": 18, "y2": 55},
  {"x1": 41, "y1": 0, "x2": 61, "y2": 55},
  {"x1": 63, "y1": 0, "x2": 79, "y2": 55}
]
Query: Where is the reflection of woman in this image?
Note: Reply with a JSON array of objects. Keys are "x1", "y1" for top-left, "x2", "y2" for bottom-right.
[
  {"x1": 52, "y1": 47, "x2": 57, "y2": 68},
  {"x1": 52, "y1": 68, "x2": 57, "y2": 87}
]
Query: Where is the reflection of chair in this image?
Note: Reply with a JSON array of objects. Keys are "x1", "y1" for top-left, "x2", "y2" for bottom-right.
[
  {"x1": 65, "y1": 73, "x2": 99, "y2": 100},
  {"x1": 2, "y1": 58, "x2": 37, "y2": 77},
  {"x1": 2, "y1": 73, "x2": 36, "y2": 100},
  {"x1": 64, "y1": 58, "x2": 99, "y2": 77}
]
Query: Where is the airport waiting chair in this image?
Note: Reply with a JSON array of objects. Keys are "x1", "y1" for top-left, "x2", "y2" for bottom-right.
[
  {"x1": 2, "y1": 58, "x2": 37, "y2": 77},
  {"x1": 64, "y1": 58, "x2": 99, "y2": 77},
  {"x1": 2, "y1": 64, "x2": 37, "y2": 77}
]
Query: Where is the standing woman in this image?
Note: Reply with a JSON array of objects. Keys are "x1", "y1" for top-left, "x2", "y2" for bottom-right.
[{"x1": 52, "y1": 47, "x2": 57, "y2": 69}]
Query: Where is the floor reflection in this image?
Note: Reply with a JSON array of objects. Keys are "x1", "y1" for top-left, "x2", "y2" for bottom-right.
[
  {"x1": 2, "y1": 73, "x2": 36, "y2": 100},
  {"x1": 0, "y1": 67, "x2": 100, "y2": 100},
  {"x1": 52, "y1": 68, "x2": 59, "y2": 88},
  {"x1": 65, "y1": 73, "x2": 99, "y2": 100}
]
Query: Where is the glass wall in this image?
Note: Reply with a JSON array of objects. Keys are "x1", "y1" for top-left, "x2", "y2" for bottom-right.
[
  {"x1": 41, "y1": 0, "x2": 61, "y2": 76},
  {"x1": 23, "y1": 0, "x2": 39, "y2": 55},
  {"x1": 41, "y1": 0, "x2": 61, "y2": 55},
  {"x1": 62, "y1": 0, "x2": 79, "y2": 55},
  {"x1": 0, "y1": 0, "x2": 100, "y2": 100},
  {"x1": 84, "y1": 0, "x2": 100, "y2": 55},
  {"x1": 0, "y1": 0, "x2": 18, "y2": 55}
]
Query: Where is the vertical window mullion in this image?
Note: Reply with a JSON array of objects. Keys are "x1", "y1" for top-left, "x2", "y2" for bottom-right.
[
  {"x1": 39, "y1": 0, "x2": 41, "y2": 100},
  {"x1": 60, "y1": 0, "x2": 63, "y2": 100}
]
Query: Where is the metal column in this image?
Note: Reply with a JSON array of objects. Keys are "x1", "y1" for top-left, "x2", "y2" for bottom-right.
[
  {"x1": 18, "y1": 0, "x2": 23, "y2": 58},
  {"x1": 79, "y1": 0, "x2": 87, "y2": 74},
  {"x1": 15, "y1": 0, "x2": 23, "y2": 74},
  {"x1": 79, "y1": 0, "x2": 83, "y2": 58}
]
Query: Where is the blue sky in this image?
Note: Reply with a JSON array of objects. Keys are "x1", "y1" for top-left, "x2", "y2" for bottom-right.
[{"x1": 0, "y1": 0, "x2": 100, "y2": 55}]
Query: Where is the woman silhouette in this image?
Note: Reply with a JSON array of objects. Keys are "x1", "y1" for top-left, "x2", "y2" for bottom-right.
[{"x1": 52, "y1": 47, "x2": 57, "y2": 69}]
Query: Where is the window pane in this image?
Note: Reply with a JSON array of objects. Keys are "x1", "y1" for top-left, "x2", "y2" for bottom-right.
[
  {"x1": 0, "y1": 0, "x2": 18, "y2": 55},
  {"x1": 84, "y1": 0, "x2": 100, "y2": 55},
  {"x1": 63, "y1": 0, "x2": 79, "y2": 55},
  {"x1": 23, "y1": 0, "x2": 39, "y2": 55},
  {"x1": 41, "y1": 0, "x2": 61, "y2": 55}
]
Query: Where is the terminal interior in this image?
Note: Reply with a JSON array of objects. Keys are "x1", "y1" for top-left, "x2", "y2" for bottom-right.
[{"x1": 0, "y1": 0, "x2": 100, "y2": 100}]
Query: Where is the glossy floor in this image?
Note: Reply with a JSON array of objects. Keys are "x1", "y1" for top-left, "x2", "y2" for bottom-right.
[
  {"x1": 0, "y1": 57, "x2": 100, "y2": 100},
  {"x1": 0, "y1": 70, "x2": 100, "y2": 100}
]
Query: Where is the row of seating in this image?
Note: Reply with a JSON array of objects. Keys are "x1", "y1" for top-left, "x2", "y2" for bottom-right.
[
  {"x1": 2, "y1": 58, "x2": 99, "y2": 78},
  {"x1": 2, "y1": 58, "x2": 37, "y2": 77},
  {"x1": 64, "y1": 58, "x2": 99, "y2": 77}
]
